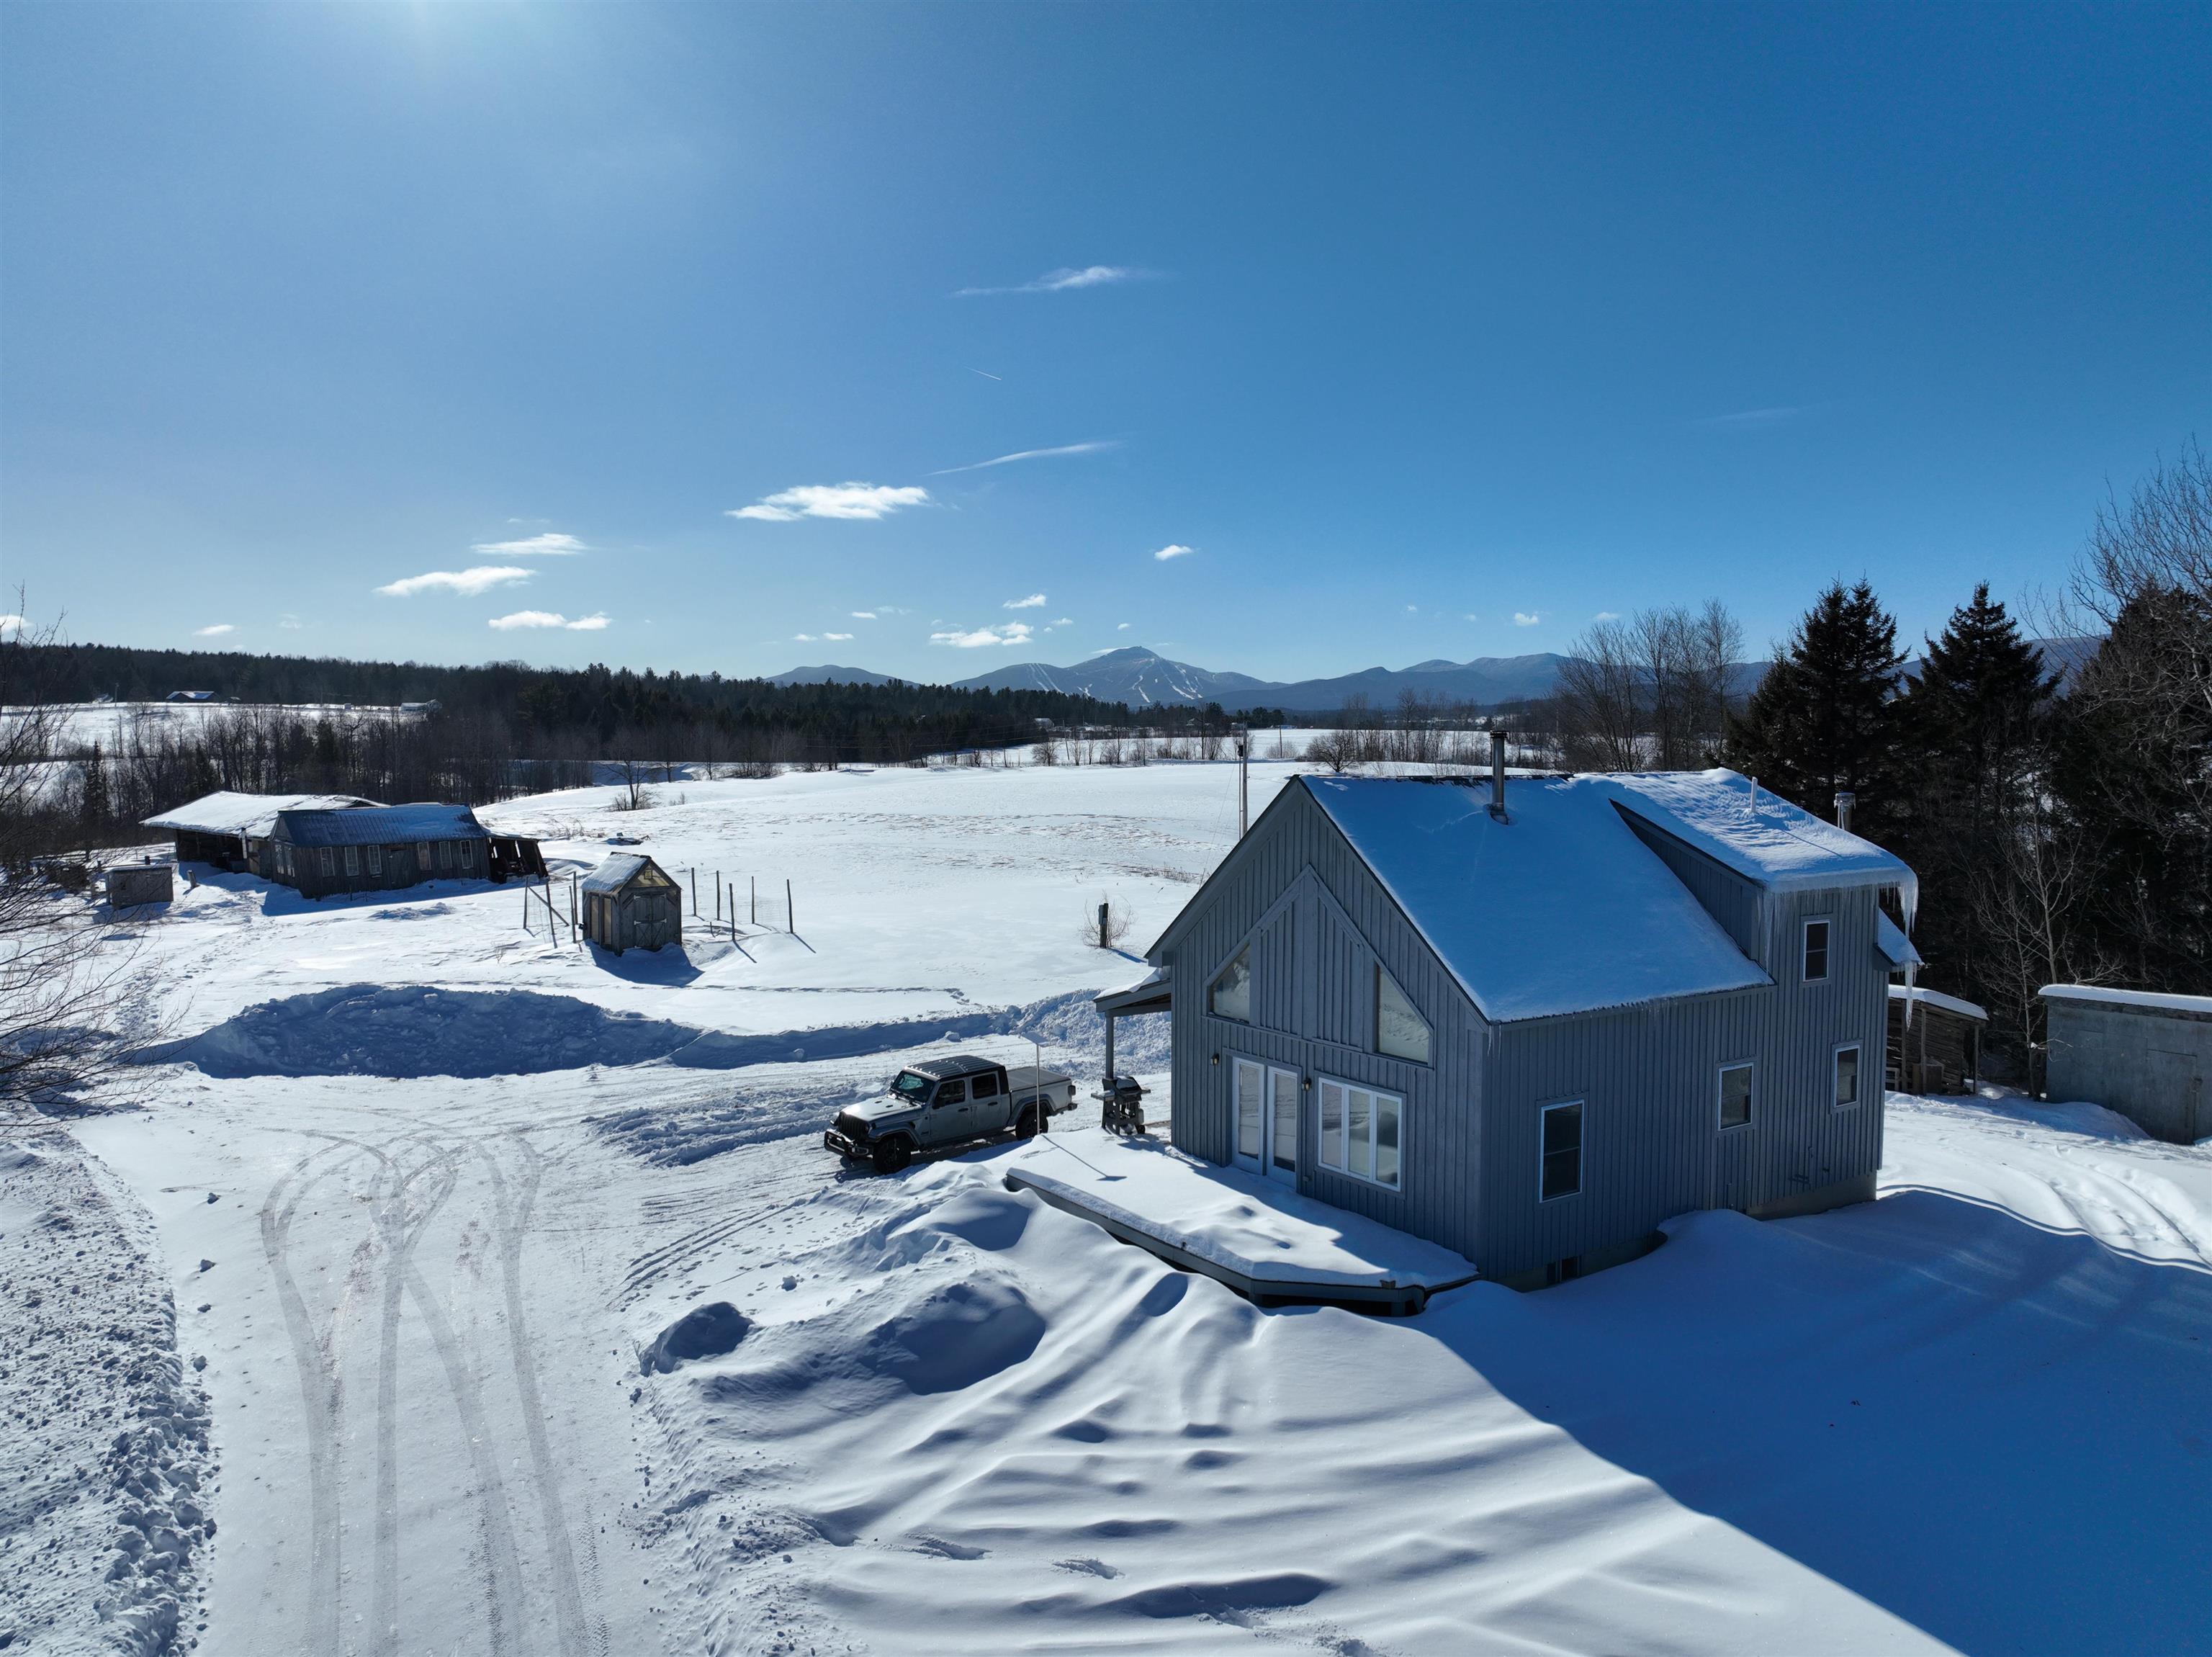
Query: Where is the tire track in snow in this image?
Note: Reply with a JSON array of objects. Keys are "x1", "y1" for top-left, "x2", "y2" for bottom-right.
[
  {"x1": 480, "y1": 1133, "x2": 594, "y2": 1657},
  {"x1": 258, "y1": 1136, "x2": 374, "y2": 1656},
  {"x1": 371, "y1": 1145, "x2": 462, "y2": 1657}
]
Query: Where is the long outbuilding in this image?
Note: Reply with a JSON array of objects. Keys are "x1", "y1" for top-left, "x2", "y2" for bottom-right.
[
  {"x1": 1132, "y1": 763, "x2": 1919, "y2": 1290},
  {"x1": 145, "y1": 791, "x2": 382, "y2": 874},
  {"x1": 2041, "y1": 984, "x2": 2211, "y2": 1143}
]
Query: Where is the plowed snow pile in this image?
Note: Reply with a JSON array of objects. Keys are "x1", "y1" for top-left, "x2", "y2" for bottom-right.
[{"x1": 0, "y1": 1131, "x2": 214, "y2": 1656}]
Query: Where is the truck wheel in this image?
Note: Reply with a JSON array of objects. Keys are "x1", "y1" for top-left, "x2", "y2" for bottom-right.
[
  {"x1": 1016, "y1": 1107, "x2": 1040, "y2": 1139},
  {"x1": 872, "y1": 1136, "x2": 913, "y2": 1175}
]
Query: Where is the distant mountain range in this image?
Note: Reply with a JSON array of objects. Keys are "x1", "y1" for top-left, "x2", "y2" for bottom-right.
[
  {"x1": 772, "y1": 636, "x2": 2102, "y2": 713},
  {"x1": 772, "y1": 645, "x2": 1732, "y2": 712}
]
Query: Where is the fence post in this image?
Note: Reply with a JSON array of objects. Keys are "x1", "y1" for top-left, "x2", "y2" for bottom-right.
[
  {"x1": 521, "y1": 879, "x2": 529, "y2": 933},
  {"x1": 786, "y1": 879, "x2": 793, "y2": 934},
  {"x1": 714, "y1": 875, "x2": 721, "y2": 922},
  {"x1": 690, "y1": 868, "x2": 697, "y2": 916},
  {"x1": 750, "y1": 876, "x2": 757, "y2": 925},
  {"x1": 728, "y1": 885, "x2": 736, "y2": 944}
]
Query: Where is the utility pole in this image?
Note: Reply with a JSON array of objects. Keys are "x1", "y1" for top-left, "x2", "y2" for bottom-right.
[{"x1": 1236, "y1": 726, "x2": 1249, "y2": 838}]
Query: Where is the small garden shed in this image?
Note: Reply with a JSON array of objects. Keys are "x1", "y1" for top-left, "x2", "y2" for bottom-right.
[{"x1": 583, "y1": 853, "x2": 683, "y2": 953}]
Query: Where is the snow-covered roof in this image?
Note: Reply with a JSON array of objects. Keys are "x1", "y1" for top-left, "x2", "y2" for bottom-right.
[
  {"x1": 580, "y1": 852, "x2": 673, "y2": 894},
  {"x1": 1876, "y1": 912, "x2": 1923, "y2": 968},
  {"x1": 1094, "y1": 966, "x2": 1172, "y2": 1018},
  {"x1": 2041, "y1": 984, "x2": 2212, "y2": 1020},
  {"x1": 144, "y1": 791, "x2": 382, "y2": 838},
  {"x1": 273, "y1": 803, "x2": 487, "y2": 846},
  {"x1": 1303, "y1": 775, "x2": 1773, "y2": 1023},
  {"x1": 1889, "y1": 984, "x2": 1987, "y2": 1022},
  {"x1": 1602, "y1": 771, "x2": 1915, "y2": 895}
]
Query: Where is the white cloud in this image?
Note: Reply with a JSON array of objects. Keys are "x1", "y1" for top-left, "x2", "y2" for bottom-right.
[
  {"x1": 1004, "y1": 593, "x2": 1047, "y2": 609},
  {"x1": 1514, "y1": 611, "x2": 1542, "y2": 627},
  {"x1": 850, "y1": 610, "x2": 877, "y2": 620},
  {"x1": 793, "y1": 633, "x2": 819, "y2": 642},
  {"x1": 1696, "y1": 403, "x2": 1823, "y2": 431},
  {"x1": 470, "y1": 531, "x2": 588, "y2": 557},
  {"x1": 1593, "y1": 611, "x2": 1621, "y2": 621},
  {"x1": 1118, "y1": 622, "x2": 1131, "y2": 630},
  {"x1": 193, "y1": 624, "x2": 235, "y2": 637},
  {"x1": 930, "y1": 621, "x2": 1034, "y2": 649},
  {"x1": 955, "y1": 266, "x2": 1154, "y2": 297},
  {"x1": 729, "y1": 483, "x2": 929, "y2": 523},
  {"x1": 930, "y1": 440, "x2": 1120, "y2": 477},
  {"x1": 1406, "y1": 604, "x2": 1419, "y2": 613},
  {"x1": 378, "y1": 565, "x2": 533, "y2": 598},
  {"x1": 1463, "y1": 613, "x2": 1480, "y2": 622},
  {"x1": 824, "y1": 632, "x2": 853, "y2": 641},
  {"x1": 279, "y1": 614, "x2": 303, "y2": 630},
  {"x1": 1052, "y1": 617, "x2": 1074, "y2": 627},
  {"x1": 0, "y1": 614, "x2": 22, "y2": 641},
  {"x1": 1153, "y1": 544, "x2": 1195, "y2": 562},
  {"x1": 488, "y1": 610, "x2": 608, "y2": 632}
]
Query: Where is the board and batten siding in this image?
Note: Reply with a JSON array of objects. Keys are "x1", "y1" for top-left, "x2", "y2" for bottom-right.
[
  {"x1": 1616, "y1": 810, "x2": 1766, "y2": 962},
  {"x1": 1475, "y1": 881, "x2": 1887, "y2": 1279},
  {"x1": 1162, "y1": 781, "x2": 1485, "y2": 1260}
]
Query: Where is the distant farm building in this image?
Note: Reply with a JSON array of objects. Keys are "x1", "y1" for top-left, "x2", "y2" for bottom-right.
[
  {"x1": 266, "y1": 804, "x2": 544, "y2": 898},
  {"x1": 145, "y1": 791, "x2": 382, "y2": 874},
  {"x1": 1136, "y1": 766, "x2": 1917, "y2": 1290},
  {"x1": 582, "y1": 853, "x2": 683, "y2": 953},
  {"x1": 1887, "y1": 985, "x2": 1987, "y2": 1094},
  {"x1": 2041, "y1": 984, "x2": 2211, "y2": 1144},
  {"x1": 105, "y1": 863, "x2": 174, "y2": 909}
]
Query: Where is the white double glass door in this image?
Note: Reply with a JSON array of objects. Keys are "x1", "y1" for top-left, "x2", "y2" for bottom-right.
[{"x1": 1232, "y1": 1058, "x2": 1300, "y2": 1186}]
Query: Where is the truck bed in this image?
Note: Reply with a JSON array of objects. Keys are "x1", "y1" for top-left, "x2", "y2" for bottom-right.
[{"x1": 1006, "y1": 1064, "x2": 1078, "y2": 1113}]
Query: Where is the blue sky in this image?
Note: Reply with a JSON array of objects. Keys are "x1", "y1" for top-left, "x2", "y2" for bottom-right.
[{"x1": 2, "y1": 3, "x2": 2205, "y2": 681}]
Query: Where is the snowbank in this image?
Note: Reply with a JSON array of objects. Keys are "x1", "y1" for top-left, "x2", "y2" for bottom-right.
[{"x1": 0, "y1": 1131, "x2": 214, "y2": 1656}]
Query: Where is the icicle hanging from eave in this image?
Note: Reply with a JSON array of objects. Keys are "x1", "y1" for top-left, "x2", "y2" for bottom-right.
[{"x1": 1896, "y1": 869, "x2": 1920, "y2": 1030}]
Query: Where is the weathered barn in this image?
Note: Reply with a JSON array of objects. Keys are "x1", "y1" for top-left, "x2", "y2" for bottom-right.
[
  {"x1": 106, "y1": 863, "x2": 174, "y2": 908},
  {"x1": 268, "y1": 804, "x2": 512, "y2": 899},
  {"x1": 1141, "y1": 767, "x2": 1917, "y2": 1288},
  {"x1": 2041, "y1": 984, "x2": 2211, "y2": 1144},
  {"x1": 1887, "y1": 984, "x2": 1986, "y2": 1094},
  {"x1": 581, "y1": 853, "x2": 683, "y2": 953},
  {"x1": 145, "y1": 791, "x2": 382, "y2": 873}
]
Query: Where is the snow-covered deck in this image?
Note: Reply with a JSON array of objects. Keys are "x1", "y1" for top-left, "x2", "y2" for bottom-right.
[{"x1": 1002, "y1": 1126, "x2": 1478, "y2": 1313}]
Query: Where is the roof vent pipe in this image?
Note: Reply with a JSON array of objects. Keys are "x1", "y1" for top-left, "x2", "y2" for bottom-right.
[
  {"x1": 1489, "y1": 727, "x2": 1509, "y2": 821},
  {"x1": 1834, "y1": 789, "x2": 1856, "y2": 833}
]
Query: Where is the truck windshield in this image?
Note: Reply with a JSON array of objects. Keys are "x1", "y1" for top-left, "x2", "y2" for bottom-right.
[{"x1": 891, "y1": 1071, "x2": 933, "y2": 1103}]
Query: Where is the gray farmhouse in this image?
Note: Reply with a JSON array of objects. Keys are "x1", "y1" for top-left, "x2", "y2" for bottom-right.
[{"x1": 1144, "y1": 768, "x2": 1917, "y2": 1288}]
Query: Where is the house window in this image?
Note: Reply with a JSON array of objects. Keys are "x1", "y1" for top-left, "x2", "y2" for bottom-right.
[
  {"x1": 1375, "y1": 967, "x2": 1431, "y2": 1064},
  {"x1": 437, "y1": 840, "x2": 453, "y2": 870},
  {"x1": 343, "y1": 845, "x2": 360, "y2": 876},
  {"x1": 1834, "y1": 1044, "x2": 1862, "y2": 1109},
  {"x1": 1539, "y1": 1100, "x2": 1583, "y2": 1201},
  {"x1": 318, "y1": 848, "x2": 335, "y2": 876},
  {"x1": 417, "y1": 843, "x2": 435, "y2": 873},
  {"x1": 1803, "y1": 919, "x2": 1831, "y2": 982},
  {"x1": 1209, "y1": 946, "x2": 1251, "y2": 1023},
  {"x1": 367, "y1": 844, "x2": 383, "y2": 876},
  {"x1": 1316, "y1": 1078, "x2": 1401, "y2": 1189},
  {"x1": 1718, "y1": 1061, "x2": 1753, "y2": 1130},
  {"x1": 459, "y1": 841, "x2": 476, "y2": 866}
]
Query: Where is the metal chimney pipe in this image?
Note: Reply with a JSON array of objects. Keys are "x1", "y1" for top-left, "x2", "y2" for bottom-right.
[
  {"x1": 1834, "y1": 789, "x2": 1856, "y2": 833},
  {"x1": 1489, "y1": 727, "x2": 1509, "y2": 820}
]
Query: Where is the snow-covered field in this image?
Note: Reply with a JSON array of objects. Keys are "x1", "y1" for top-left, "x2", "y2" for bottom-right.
[{"x1": 6, "y1": 758, "x2": 2208, "y2": 1656}]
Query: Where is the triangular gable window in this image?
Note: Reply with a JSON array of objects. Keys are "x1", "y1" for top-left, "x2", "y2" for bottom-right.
[
  {"x1": 1376, "y1": 966, "x2": 1431, "y2": 1064},
  {"x1": 1209, "y1": 946, "x2": 1252, "y2": 1023}
]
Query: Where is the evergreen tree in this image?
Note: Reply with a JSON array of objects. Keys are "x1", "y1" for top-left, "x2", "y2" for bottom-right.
[
  {"x1": 78, "y1": 740, "x2": 111, "y2": 833},
  {"x1": 1896, "y1": 585, "x2": 2059, "y2": 1056},
  {"x1": 1725, "y1": 580, "x2": 1910, "y2": 843}
]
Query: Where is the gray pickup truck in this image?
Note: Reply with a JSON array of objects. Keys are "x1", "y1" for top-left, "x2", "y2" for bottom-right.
[{"x1": 825, "y1": 1054, "x2": 1076, "y2": 1173}]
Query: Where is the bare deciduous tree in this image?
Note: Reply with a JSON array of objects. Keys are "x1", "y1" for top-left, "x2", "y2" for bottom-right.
[{"x1": 1, "y1": 604, "x2": 168, "y2": 1113}]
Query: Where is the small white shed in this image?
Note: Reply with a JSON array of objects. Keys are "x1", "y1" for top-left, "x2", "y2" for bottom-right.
[{"x1": 2041, "y1": 984, "x2": 2211, "y2": 1144}]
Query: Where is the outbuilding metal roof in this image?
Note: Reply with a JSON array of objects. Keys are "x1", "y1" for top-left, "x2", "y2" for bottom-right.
[
  {"x1": 272, "y1": 803, "x2": 488, "y2": 846},
  {"x1": 2041, "y1": 983, "x2": 2212, "y2": 1020},
  {"x1": 1889, "y1": 984, "x2": 1988, "y2": 1022},
  {"x1": 144, "y1": 791, "x2": 382, "y2": 838},
  {"x1": 580, "y1": 853, "x2": 673, "y2": 894}
]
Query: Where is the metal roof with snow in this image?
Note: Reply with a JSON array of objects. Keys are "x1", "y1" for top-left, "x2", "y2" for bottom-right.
[
  {"x1": 580, "y1": 852, "x2": 675, "y2": 894},
  {"x1": 271, "y1": 803, "x2": 487, "y2": 846},
  {"x1": 1302, "y1": 774, "x2": 1776, "y2": 1022},
  {"x1": 1889, "y1": 984, "x2": 1987, "y2": 1022},
  {"x1": 144, "y1": 791, "x2": 382, "y2": 838},
  {"x1": 1601, "y1": 770, "x2": 1917, "y2": 899}
]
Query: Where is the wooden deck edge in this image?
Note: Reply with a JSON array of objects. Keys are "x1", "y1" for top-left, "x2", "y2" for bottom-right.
[{"x1": 1002, "y1": 1170, "x2": 1476, "y2": 1316}]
